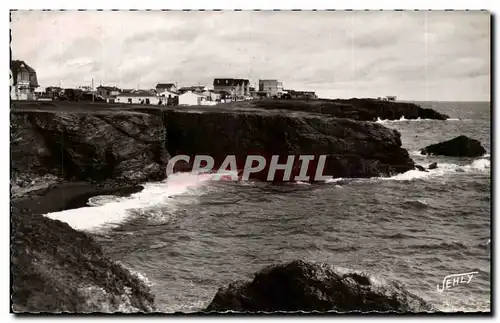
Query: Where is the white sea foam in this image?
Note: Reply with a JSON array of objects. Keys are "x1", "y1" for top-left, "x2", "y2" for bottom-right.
[
  {"x1": 321, "y1": 158, "x2": 490, "y2": 184},
  {"x1": 445, "y1": 118, "x2": 472, "y2": 121},
  {"x1": 44, "y1": 172, "x2": 219, "y2": 231},
  {"x1": 376, "y1": 116, "x2": 471, "y2": 123},
  {"x1": 376, "y1": 116, "x2": 421, "y2": 123},
  {"x1": 410, "y1": 150, "x2": 425, "y2": 156},
  {"x1": 324, "y1": 177, "x2": 346, "y2": 184},
  {"x1": 382, "y1": 158, "x2": 490, "y2": 181},
  {"x1": 116, "y1": 261, "x2": 155, "y2": 288},
  {"x1": 463, "y1": 158, "x2": 490, "y2": 172}
]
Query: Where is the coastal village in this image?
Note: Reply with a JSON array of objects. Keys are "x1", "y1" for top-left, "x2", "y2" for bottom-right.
[{"x1": 10, "y1": 59, "x2": 323, "y2": 106}]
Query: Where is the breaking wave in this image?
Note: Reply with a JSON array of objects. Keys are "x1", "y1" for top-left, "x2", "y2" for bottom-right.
[
  {"x1": 376, "y1": 116, "x2": 420, "y2": 123},
  {"x1": 376, "y1": 117, "x2": 471, "y2": 124},
  {"x1": 382, "y1": 158, "x2": 489, "y2": 181},
  {"x1": 44, "y1": 172, "x2": 221, "y2": 231},
  {"x1": 322, "y1": 158, "x2": 490, "y2": 184}
]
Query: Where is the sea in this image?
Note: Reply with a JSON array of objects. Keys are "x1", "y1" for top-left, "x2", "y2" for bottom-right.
[{"x1": 45, "y1": 101, "x2": 491, "y2": 313}]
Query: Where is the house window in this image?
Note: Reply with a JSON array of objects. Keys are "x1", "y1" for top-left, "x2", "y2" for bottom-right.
[
  {"x1": 128, "y1": 98, "x2": 132, "y2": 104},
  {"x1": 146, "y1": 98, "x2": 150, "y2": 104},
  {"x1": 19, "y1": 72, "x2": 30, "y2": 82}
]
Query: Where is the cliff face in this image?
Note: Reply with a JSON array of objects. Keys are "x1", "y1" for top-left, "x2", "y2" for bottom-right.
[
  {"x1": 11, "y1": 102, "x2": 415, "y2": 184},
  {"x1": 11, "y1": 110, "x2": 169, "y2": 188},
  {"x1": 165, "y1": 110, "x2": 414, "y2": 181},
  {"x1": 11, "y1": 204, "x2": 156, "y2": 313}
]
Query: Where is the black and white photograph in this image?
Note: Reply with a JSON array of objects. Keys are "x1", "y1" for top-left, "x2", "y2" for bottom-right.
[{"x1": 9, "y1": 8, "x2": 491, "y2": 315}]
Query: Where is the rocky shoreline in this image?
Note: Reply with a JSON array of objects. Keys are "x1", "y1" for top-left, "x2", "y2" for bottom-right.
[{"x1": 10, "y1": 99, "x2": 446, "y2": 313}]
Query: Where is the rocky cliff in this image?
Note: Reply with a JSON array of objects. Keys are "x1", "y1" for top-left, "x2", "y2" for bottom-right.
[
  {"x1": 11, "y1": 202, "x2": 156, "y2": 313},
  {"x1": 11, "y1": 101, "x2": 415, "y2": 184},
  {"x1": 11, "y1": 108, "x2": 169, "y2": 191},
  {"x1": 11, "y1": 106, "x2": 166, "y2": 312},
  {"x1": 165, "y1": 109, "x2": 414, "y2": 181}
]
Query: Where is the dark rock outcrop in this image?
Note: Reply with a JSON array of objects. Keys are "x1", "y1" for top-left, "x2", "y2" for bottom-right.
[
  {"x1": 428, "y1": 162, "x2": 438, "y2": 170},
  {"x1": 420, "y1": 136, "x2": 486, "y2": 157},
  {"x1": 165, "y1": 110, "x2": 415, "y2": 181},
  {"x1": 414, "y1": 165, "x2": 426, "y2": 172},
  {"x1": 205, "y1": 260, "x2": 433, "y2": 313},
  {"x1": 11, "y1": 109, "x2": 169, "y2": 186},
  {"x1": 11, "y1": 205, "x2": 156, "y2": 313},
  {"x1": 218, "y1": 98, "x2": 449, "y2": 121}
]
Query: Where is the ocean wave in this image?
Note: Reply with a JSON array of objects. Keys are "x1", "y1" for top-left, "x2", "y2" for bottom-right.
[
  {"x1": 320, "y1": 158, "x2": 489, "y2": 185},
  {"x1": 376, "y1": 116, "x2": 421, "y2": 123},
  {"x1": 445, "y1": 118, "x2": 472, "y2": 121},
  {"x1": 410, "y1": 150, "x2": 425, "y2": 156},
  {"x1": 87, "y1": 195, "x2": 126, "y2": 206},
  {"x1": 324, "y1": 177, "x2": 347, "y2": 184},
  {"x1": 376, "y1": 116, "x2": 471, "y2": 123},
  {"x1": 116, "y1": 261, "x2": 155, "y2": 288},
  {"x1": 44, "y1": 172, "x2": 219, "y2": 231},
  {"x1": 402, "y1": 199, "x2": 430, "y2": 209},
  {"x1": 382, "y1": 158, "x2": 490, "y2": 181}
]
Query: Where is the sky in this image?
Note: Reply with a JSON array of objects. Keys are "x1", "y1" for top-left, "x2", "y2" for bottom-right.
[{"x1": 10, "y1": 10, "x2": 490, "y2": 101}]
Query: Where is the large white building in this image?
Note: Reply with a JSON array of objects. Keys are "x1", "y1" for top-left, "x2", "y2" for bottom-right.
[
  {"x1": 178, "y1": 91, "x2": 205, "y2": 106},
  {"x1": 116, "y1": 91, "x2": 165, "y2": 105}
]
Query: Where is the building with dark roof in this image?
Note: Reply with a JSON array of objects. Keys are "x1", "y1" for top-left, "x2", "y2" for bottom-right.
[
  {"x1": 178, "y1": 85, "x2": 207, "y2": 94},
  {"x1": 10, "y1": 60, "x2": 39, "y2": 100},
  {"x1": 96, "y1": 85, "x2": 121, "y2": 97},
  {"x1": 213, "y1": 78, "x2": 250, "y2": 99},
  {"x1": 155, "y1": 83, "x2": 177, "y2": 93}
]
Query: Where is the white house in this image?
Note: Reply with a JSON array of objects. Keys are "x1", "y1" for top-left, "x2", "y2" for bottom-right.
[
  {"x1": 158, "y1": 90, "x2": 179, "y2": 98},
  {"x1": 116, "y1": 91, "x2": 165, "y2": 105},
  {"x1": 178, "y1": 91, "x2": 205, "y2": 106}
]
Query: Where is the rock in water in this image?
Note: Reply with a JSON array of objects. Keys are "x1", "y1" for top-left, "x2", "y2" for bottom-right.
[
  {"x1": 428, "y1": 162, "x2": 438, "y2": 170},
  {"x1": 414, "y1": 165, "x2": 426, "y2": 172},
  {"x1": 205, "y1": 260, "x2": 433, "y2": 313},
  {"x1": 420, "y1": 136, "x2": 486, "y2": 157}
]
